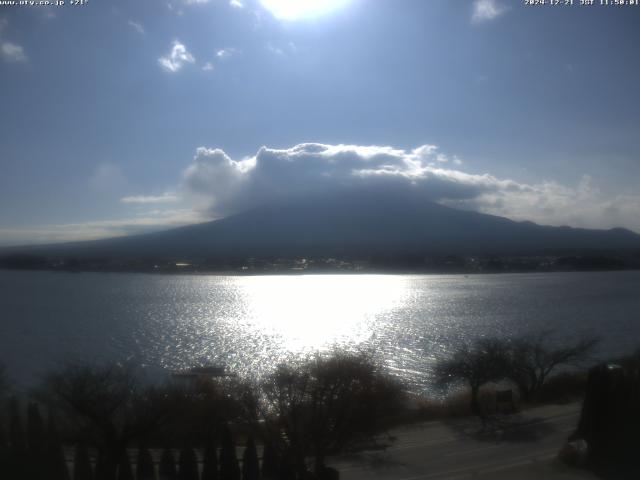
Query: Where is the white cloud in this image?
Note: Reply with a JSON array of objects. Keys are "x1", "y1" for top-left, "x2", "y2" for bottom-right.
[
  {"x1": 1, "y1": 41, "x2": 27, "y2": 62},
  {"x1": 128, "y1": 20, "x2": 145, "y2": 35},
  {"x1": 158, "y1": 41, "x2": 195, "y2": 72},
  {"x1": 230, "y1": 0, "x2": 244, "y2": 7},
  {"x1": 216, "y1": 47, "x2": 240, "y2": 60},
  {"x1": 472, "y1": 0, "x2": 508, "y2": 23},
  {"x1": 121, "y1": 193, "x2": 180, "y2": 204},
  {"x1": 202, "y1": 62, "x2": 215, "y2": 71},
  {"x1": 181, "y1": 143, "x2": 640, "y2": 232}
]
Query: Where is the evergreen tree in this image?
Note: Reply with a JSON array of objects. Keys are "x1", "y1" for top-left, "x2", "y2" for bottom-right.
[
  {"x1": 46, "y1": 412, "x2": 70, "y2": 480},
  {"x1": 241, "y1": 436, "x2": 260, "y2": 480},
  {"x1": 261, "y1": 442, "x2": 279, "y2": 479},
  {"x1": 74, "y1": 443, "x2": 94, "y2": 480},
  {"x1": 219, "y1": 424, "x2": 240, "y2": 480},
  {"x1": 95, "y1": 450, "x2": 113, "y2": 480},
  {"x1": 117, "y1": 450, "x2": 134, "y2": 480},
  {"x1": 9, "y1": 396, "x2": 25, "y2": 454},
  {"x1": 27, "y1": 402, "x2": 46, "y2": 454},
  {"x1": 7, "y1": 398, "x2": 27, "y2": 480},
  {"x1": 159, "y1": 448, "x2": 178, "y2": 480},
  {"x1": 201, "y1": 442, "x2": 219, "y2": 480},
  {"x1": 136, "y1": 445, "x2": 155, "y2": 480},
  {"x1": 178, "y1": 447, "x2": 199, "y2": 480}
]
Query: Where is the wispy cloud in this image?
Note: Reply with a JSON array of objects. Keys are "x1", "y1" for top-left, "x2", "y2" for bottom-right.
[
  {"x1": 121, "y1": 193, "x2": 180, "y2": 204},
  {"x1": 158, "y1": 41, "x2": 195, "y2": 72},
  {"x1": 202, "y1": 62, "x2": 215, "y2": 71},
  {"x1": 472, "y1": 0, "x2": 508, "y2": 23},
  {"x1": 127, "y1": 20, "x2": 145, "y2": 35},
  {"x1": 0, "y1": 18, "x2": 28, "y2": 63},
  {"x1": 1, "y1": 42, "x2": 27, "y2": 62},
  {"x1": 0, "y1": 209, "x2": 208, "y2": 246}
]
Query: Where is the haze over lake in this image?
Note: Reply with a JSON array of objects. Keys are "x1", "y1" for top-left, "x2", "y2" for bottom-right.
[{"x1": 1, "y1": 269, "x2": 639, "y2": 392}]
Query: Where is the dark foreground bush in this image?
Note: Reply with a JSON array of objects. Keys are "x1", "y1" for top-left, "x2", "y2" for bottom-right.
[{"x1": 572, "y1": 357, "x2": 640, "y2": 477}]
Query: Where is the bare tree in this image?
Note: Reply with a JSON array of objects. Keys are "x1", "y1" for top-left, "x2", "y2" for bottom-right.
[
  {"x1": 434, "y1": 338, "x2": 509, "y2": 416},
  {"x1": 505, "y1": 331, "x2": 599, "y2": 402},
  {"x1": 260, "y1": 352, "x2": 404, "y2": 477}
]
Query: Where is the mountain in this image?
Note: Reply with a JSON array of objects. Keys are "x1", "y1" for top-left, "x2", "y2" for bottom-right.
[{"x1": 3, "y1": 191, "x2": 640, "y2": 261}]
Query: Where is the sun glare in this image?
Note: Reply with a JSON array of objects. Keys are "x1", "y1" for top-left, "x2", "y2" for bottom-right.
[
  {"x1": 260, "y1": 0, "x2": 351, "y2": 20},
  {"x1": 238, "y1": 275, "x2": 407, "y2": 351}
]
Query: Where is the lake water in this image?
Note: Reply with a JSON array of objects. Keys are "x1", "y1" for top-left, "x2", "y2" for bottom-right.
[{"x1": 1, "y1": 270, "x2": 639, "y2": 392}]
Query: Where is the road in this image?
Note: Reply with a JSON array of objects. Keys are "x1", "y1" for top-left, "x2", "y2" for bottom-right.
[{"x1": 331, "y1": 403, "x2": 598, "y2": 479}]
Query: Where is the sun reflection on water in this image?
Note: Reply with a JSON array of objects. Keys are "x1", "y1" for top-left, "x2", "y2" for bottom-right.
[{"x1": 235, "y1": 274, "x2": 408, "y2": 351}]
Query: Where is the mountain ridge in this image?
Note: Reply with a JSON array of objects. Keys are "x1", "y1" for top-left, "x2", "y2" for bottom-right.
[{"x1": 2, "y1": 191, "x2": 640, "y2": 260}]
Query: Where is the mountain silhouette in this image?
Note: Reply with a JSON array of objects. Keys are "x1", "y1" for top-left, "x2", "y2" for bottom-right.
[{"x1": 4, "y1": 190, "x2": 640, "y2": 259}]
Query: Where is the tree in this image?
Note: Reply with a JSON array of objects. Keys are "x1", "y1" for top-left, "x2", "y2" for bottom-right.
[
  {"x1": 435, "y1": 338, "x2": 509, "y2": 416},
  {"x1": 0, "y1": 365, "x2": 8, "y2": 454},
  {"x1": 261, "y1": 441, "x2": 279, "y2": 479},
  {"x1": 201, "y1": 441, "x2": 219, "y2": 480},
  {"x1": 117, "y1": 450, "x2": 134, "y2": 480},
  {"x1": 0, "y1": 364, "x2": 7, "y2": 398},
  {"x1": 159, "y1": 448, "x2": 178, "y2": 480},
  {"x1": 505, "y1": 331, "x2": 599, "y2": 402},
  {"x1": 37, "y1": 362, "x2": 178, "y2": 480},
  {"x1": 6, "y1": 397, "x2": 27, "y2": 480},
  {"x1": 260, "y1": 352, "x2": 404, "y2": 476},
  {"x1": 219, "y1": 424, "x2": 240, "y2": 480},
  {"x1": 241, "y1": 435, "x2": 260, "y2": 480},
  {"x1": 179, "y1": 447, "x2": 199, "y2": 480},
  {"x1": 74, "y1": 443, "x2": 94, "y2": 480},
  {"x1": 46, "y1": 412, "x2": 70, "y2": 480},
  {"x1": 9, "y1": 396, "x2": 26, "y2": 454},
  {"x1": 27, "y1": 402, "x2": 46, "y2": 454},
  {"x1": 136, "y1": 446, "x2": 155, "y2": 480}
]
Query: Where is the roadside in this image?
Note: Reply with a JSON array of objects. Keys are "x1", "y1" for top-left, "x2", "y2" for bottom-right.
[{"x1": 331, "y1": 402, "x2": 598, "y2": 480}]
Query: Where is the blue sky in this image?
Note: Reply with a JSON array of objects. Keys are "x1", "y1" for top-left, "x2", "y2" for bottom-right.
[{"x1": 1, "y1": 0, "x2": 639, "y2": 245}]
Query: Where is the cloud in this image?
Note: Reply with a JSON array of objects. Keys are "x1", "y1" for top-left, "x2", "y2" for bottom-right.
[
  {"x1": 158, "y1": 41, "x2": 195, "y2": 72},
  {"x1": 0, "y1": 18, "x2": 27, "y2": 63},
  {"x1": 181, "y1": 0, "x2": 243, "y2": 6},
  {"x1": 181, "y1": 143, "x2": 640, "y2": 232},
  {"x1": 1, "y1": 41, "x2": 27, "y2": 62},
  {"x1": 121, "y1": 193, "x2": 180, "y2": 204},
  {"x1": 472, "y1": 0, "x2": 508, "y2": 23},
  {"x1": 167, "y1": 2, "x2": 185, "y2": 15},
  {"x1": 128, "y1": 20, "x2": 145, "y2": 34},
  {"x1": 0, "y1": 209, "x2": 207, "y2": 247},
  {"x1": 216, "y1": 47, "x2": 240, "y2": 60},
  {"x1": 202, "y1": 62, "x2": 215, "y2": 71}
]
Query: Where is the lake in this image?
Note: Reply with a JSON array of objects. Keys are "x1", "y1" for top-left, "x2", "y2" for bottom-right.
[{"x1": 1, "y1": 270, "x2": 639, "y2": 392}]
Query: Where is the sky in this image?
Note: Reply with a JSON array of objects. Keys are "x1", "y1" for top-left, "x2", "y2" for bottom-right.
[{"x1": 1, "y1": 0, "x2": 639, "y2": 246}]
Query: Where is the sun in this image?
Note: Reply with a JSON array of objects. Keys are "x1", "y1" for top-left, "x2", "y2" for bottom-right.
[{"x1": 260, "y1": 0, "x2": 351, "y2": 20}]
